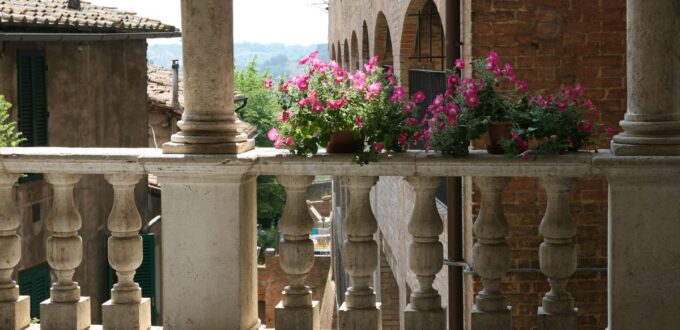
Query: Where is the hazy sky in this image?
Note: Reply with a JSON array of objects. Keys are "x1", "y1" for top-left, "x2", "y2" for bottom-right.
[{"x1": 93, "y1": 0, "x2": 329, "y2": 45}]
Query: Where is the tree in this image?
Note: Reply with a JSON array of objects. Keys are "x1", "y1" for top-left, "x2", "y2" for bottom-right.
[
  {"x1": 0, "y1": 96, "x2": 25, "y2": 147},
  {"x1": 234, "y1": 59, "x2": 286, "y2": 253}
]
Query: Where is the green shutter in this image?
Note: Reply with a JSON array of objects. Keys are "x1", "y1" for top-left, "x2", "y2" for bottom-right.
[
  {"x1": 17, "y1": 50, "x2": 48, "y2": 183},
  {"x1": 106, "y1": 233, "x2": 157, "y2": 324},
  {"x1": 18, "y1": 262, "x2": 51, "y2": 319}
]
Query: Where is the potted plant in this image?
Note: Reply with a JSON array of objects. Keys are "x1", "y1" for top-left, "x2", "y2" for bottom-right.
[
  {"x1": 419, "y1": 51, "x2": 528, "y2": 155},
  {"x1": 266, "y1": 51, "x2": 425, "y2": 164},
  {"x1": 500, "y1": 84, "x2": 613, "y2": 160}
]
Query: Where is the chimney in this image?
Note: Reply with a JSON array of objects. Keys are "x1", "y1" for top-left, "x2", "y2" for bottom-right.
[
  {"x1": 67, "y1": 0, "x2": 81, "y2": 10},
  {"x1": 171, "y1": 59, "x2": 180, "y2": 110}
]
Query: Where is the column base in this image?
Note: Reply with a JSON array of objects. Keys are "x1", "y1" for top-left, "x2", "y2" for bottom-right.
[
  {"x1": 338, "y1": 302, "x2": 381, "y2": 330},
  {"x1": 162, "y1": 139, "x2": 255, "y2": 154},
  {"x1": 537, "y1": 306, "x2": 578, "y2": 330},
  {"x1": 274, "y1": 300, "x2": 319, "y2": 330},
  {"x1": 471, "y1": 305, "x2": 511, "y2": 330},
  {"x1": 40, "y1": 297, "x2": 91, "y2": 330},
  {"x1": 0, "y1": 296, "x2": 30, "y2": 330},
  {"x1": 102, "y1": 297, "x2": 151, "y2": 330},
  {"x1": 404, "y1": 304, "x2": 445, "y2": 330},
  {"x1": 611, "y1": 141, "x2": 680, "y2": 156}
]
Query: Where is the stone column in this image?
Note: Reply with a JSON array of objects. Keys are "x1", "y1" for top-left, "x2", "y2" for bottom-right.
[
  {"x1": 404, "y1": 176, "x2": 446, "y2": 330},
  {"x1": 163, "y1": 0, "x2": 254, "y2": 154},
  {"x1": 41, "y1": 174, "x2": 91, "y2": 330},
  {"x1": 275, "y1": 175, "x2": 319, "y2": 330},
  {"x1": 0, "y1": 173, "x2": 30, "y2": 330},
  {"x1": 471, "y1": 177, "x2": 511, "y2": 330},
  {"x1": 611, "y1": 0, "x2": 680, "y2": 155},
  {"x1": 159, "y1": 173, "x2": 260, "y2": 330},
  {"x1": 102, "y1": 174, "x2": 151, "y2": 330},
  {"x1": 338, "y1": 176, "x2": 381, "y2": 330},
  {"x1": 537, "y1": 177, "x2": 577, "y2": 330}
]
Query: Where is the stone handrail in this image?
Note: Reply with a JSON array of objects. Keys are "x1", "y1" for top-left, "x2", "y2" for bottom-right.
[{"x1": 2, "y1": 147, "x2": 679, "y2": 329}]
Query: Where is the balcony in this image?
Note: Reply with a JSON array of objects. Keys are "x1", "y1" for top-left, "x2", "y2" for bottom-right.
[{"x1": 2, "y1": 146, "x2": 677, "y2": 329}]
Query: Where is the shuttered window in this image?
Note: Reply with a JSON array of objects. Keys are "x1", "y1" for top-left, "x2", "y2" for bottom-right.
[
  {"x1": 17, "y1": 50, "x2": 48, "y2": 183},
  {"x1": 18, "y1": 262, "x2": 51, "y2": 319}
]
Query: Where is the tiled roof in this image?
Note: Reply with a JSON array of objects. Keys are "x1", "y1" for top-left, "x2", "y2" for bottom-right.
[
  {"x1": 148, "y1": 64, "x2": 247, "y2": 112},
  {"x1": 0, "y1": 0, "x2": 177, "y2": 33}
]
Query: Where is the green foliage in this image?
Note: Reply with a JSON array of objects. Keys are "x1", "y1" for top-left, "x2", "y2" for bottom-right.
[
  {"x1": 0, "y1": 96, "x2": 26, "y2": 147},
  {"x1": 234, "y1": 59, "x2": 285, "y2": 251},
  {"x1": 257, "y1": 222, "x2": 279, "y2": 263},
  {"x1": 234, "y1": 58, "x2": 280, "y2": 146}
]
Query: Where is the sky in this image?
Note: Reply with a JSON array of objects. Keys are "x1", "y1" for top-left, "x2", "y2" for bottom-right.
[{"x1": 92, "y1": 0, "x2": 329, "y2": 45}]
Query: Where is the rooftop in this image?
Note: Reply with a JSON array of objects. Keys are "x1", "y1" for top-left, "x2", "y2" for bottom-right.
[{"x1": 0, "y1": 0, "x2": 177, "y2": 33}]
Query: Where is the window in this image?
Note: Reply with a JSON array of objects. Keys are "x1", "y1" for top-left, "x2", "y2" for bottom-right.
[
  {"x1": 18, "y1": 262, "x2": 51, "y2": 319},
  {"x1": 17, "y1": 50, "x2": 48, "y2": 183}
]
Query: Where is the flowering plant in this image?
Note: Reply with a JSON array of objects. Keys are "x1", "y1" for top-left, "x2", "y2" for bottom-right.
[
  {"x1": 419, "y1": 52, "x2": 528, "y2": 155},
  {"x1": 500, "y1": 84, "x2": 612, "y2": 159},
  {"x1": 266, "y1": 51, "x2": 424, "y2": 163}
]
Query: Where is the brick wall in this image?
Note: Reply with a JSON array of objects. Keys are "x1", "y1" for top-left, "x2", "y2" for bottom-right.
[
  {"x1": 468, "y1": 0, "x2": 625, "y2": 329},
  {"x1": 257, "y1": 251, "x2": 331, "y2": 328}
]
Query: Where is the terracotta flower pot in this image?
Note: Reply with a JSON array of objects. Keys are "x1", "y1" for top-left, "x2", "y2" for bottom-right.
[
  {"x1": 326, "y1": 131, "x2": 364, "y2": 153},
  {"x1": 486, "y1": 122, "x2": 512, "y2": 154}
]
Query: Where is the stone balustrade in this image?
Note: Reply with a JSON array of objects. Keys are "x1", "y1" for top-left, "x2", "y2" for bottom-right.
[{"x1": 0, "y1": 147, "x2": 677, "y2": 329}]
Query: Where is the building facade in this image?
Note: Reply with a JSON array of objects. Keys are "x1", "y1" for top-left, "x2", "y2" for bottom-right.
[{"x1": 329, "y1": 0, "x2": 624, "y2": 328}]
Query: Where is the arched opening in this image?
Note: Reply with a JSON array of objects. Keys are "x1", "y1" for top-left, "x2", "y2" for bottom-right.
[
  {"x1": 337, "y1": 41, "x2": 343, "y2": 66},
  {"x1": 362, "y1": 21, "x2": 370, "y2": 64},
  {"x1": 400, "y1": 0, "x2": 445, "y2": 91},
  {"x1": 343, "y1": 39, "x2": 350, "y2": 70},
  {"x1": 351, "y1": 31, "x2": 360, "y2": 71},
  {"x1": 331, "y1": 43, "x2": 337, "y2": 61},
  {"x1": 374, "y1": 12, "x2": 394, "y2": 68}
]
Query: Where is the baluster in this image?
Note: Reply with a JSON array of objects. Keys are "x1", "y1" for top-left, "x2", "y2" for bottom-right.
[
  {"x1": 102, "y1": 174, "x2": 151, "y2": 329},
  {"x1": 471, "y1": 177, "x2": 511, "y2": 330},
  {"x1": 41, "y1": 174, "x2": 91, "y2": 330},
  {"x1": 275, "y1": 175, "x2": 318, "y2": 330},
  {"x1": 338, "y1": 176, "x2": 381, "y2": 330},
  {"x1": 404, "y1": 176, "x2": 446, "y2": 330},
  {"x1": 0, "y1": 173, "x2": 30, "y2": 330},
  {"x1": 537, "y1": 177, "x2": 578, "y2": 329}
]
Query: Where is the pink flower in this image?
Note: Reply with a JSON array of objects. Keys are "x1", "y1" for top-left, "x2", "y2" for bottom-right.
[
  {"x1": 406, "y1": 117, "x2": 419, "y2": 125},
  {"x1": 306, "y1": 90, "x2": 318, "y2": 104},
  {"x1": 369, "y1": 55, "x2": 379, "y2": 66},
  {"x1": 455, "y1": 58, "x2": 465, "y2": 70},
  {"x1": 298, "y1": 50, "x2": 320, "y2": 65},
  {"x1": 268, "y1": 128, "x2": 279, "y2": 142},
  {"x1": 277, "y1": 110, "x2": 291, "y2": 122},
  {"x1": 333, "y1": 67, "x2": 346, "y2": 83},
  {"x1": 365, "y1": 82, "x2": 382, "y2": 100},
  {"x1": 578, "y1": 120, "x2": 594, "y2": 133},
  {"x1": 274, "y1": 136, "x2": 283, "y2": 149},
  {"x1": 520, "y1": 150, "x2": 530, "y2": 161},
  {"x1": 295, "y1": 75, "x2": 310, "y2": 90},
  {"x1": 327, "y1": 97, "x2": 345, "y2": 109},
  {"x1": 487, "y1": 51, "x2": 499, "y2": 64},
  {"x1": 503, "y1": 63, "x2": 514, "y2": 77},
  {"x1": 352, "y1": 70, "x2": 367, "y2": 90},
  {"x1": 285, "y1": 136, "x2": 294, "y2": 147},
  {"x1": 432, "y1": 94, "x2": 444, "y2": 106},
  {"x1": 355, "y1": 115, "x2": 363, "y2": 128},
  {"x1": 312, "y1": 101, "x2": 325, "y2": 113},
  {"x1": 398, "y1": 132, "x2": 409, "y2": 148},
  {"x1": 403, "y1": 102, "x2": 416, "y2": 113},
  {"x1": 604, "y1": 127, "x2": 616, "y2": 137},
  {"x1": 511, "y1": 132, "x2": 528, "y2": 151},
  {"x1": 264, "y1": 78, "x2": 273, "y2": 89},
  {"x1": 446, "y1": 102, "x2": 460, "y2": 116},
  {"x1": 364, "y1": 56, "x2": 378, "y2": 74},
  {"x1": 390, "y1": 86, "x2": 407, "y2": 102},
  {"x1": 517, "y1": 80, "x2": 528, "y2": 92},
  {"x1": 374, "y1": 142, "x2": 384, "y2": 153},
  {"x1": 279, "y1": 81, "x2": 290, "y2": 93},
  {"x1": 299, "y1": 98, "x2": 309, "y2": 107},
  {"x1": 584, "y1": 99, "x2": 599, "y2": 116},
  {"x1": 465, "y1": 94, "x2": 480, "y2": 107},
  {"x1": 411, "y1": 91, "x2": 426, "y2": 103},
  {"x1": 447, "y1": 75, "x2": 460, "y2": 89}
]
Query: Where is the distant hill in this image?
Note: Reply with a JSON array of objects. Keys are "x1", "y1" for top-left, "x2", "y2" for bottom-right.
[{"x1": 148, "y1": 42, "x2": 329, "y2": 79}]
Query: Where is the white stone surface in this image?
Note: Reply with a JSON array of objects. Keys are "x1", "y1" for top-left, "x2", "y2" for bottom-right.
[
  {"x1": 275, "y1": 300, "x2": 319, "y2": 330},
  {"x1": 338, "y1": 302, "x2": 382, "y2": 330},
  {"x1": 40, "y1": 297, "x2": 91, "y2": 330},
  {"x1": 0, "y1": 296, "x2": 30, "y2": 330},
  {"x1": 159, "y1": 173, "x2": 260, "y2": 330},
  {"x1": 102, "y1": 297, "x2": 151, "y2": 330}
]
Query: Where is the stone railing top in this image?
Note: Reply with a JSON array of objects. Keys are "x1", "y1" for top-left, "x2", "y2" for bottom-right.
[{"x1": 1, "y1": 147, "x2": 679, "y2": 178}]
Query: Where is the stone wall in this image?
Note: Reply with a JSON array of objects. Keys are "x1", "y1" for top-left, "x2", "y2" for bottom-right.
[
  {"x1": 329, "y1": 0, "x2": 623, "y2": 329},
  {"x1": 0, "y1": 39, "x2": 149, "y2": 322}
]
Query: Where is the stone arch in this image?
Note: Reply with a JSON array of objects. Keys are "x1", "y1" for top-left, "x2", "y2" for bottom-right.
[
  {"x1": 374, "y1": 11, "x2": 394, "y2": 68},
  {"x1": 337, "y1": 41, "x2": 343, "y2": 66},
  {"x1": 331, "y1": 43, "x2": 337, "y2": 61},
  {"x1": 362, "y1": 20, "x2": 370, "y2": 64},
  {"x1": 351, "y1": 31, "x2": 360, "y2": 71},
  {"x1": 343, "y1": 39, "x2": 350, "y2": 70},
  {"x1": 399, "y1": 0, "x2": 445, "y2": 91}
]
